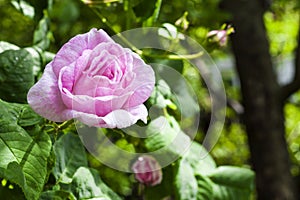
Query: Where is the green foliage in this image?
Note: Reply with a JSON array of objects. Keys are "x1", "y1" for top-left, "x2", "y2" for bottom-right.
[
  {"x1": 0, "y1": 49, "x2": 35, "y2": 103},
  {"x1": 144, "y1": 116, "x2": 192, "y2": 163},
  {"x1": 132, "y1": 0, "x2": 157, "y2": 20},
  {"x1": 264, "y1": 1, "x2": 299, "y2": 56},
  {"x1": 174, "y1": 159, "x2": 198, "y2": 200},
  {"x1": 184, "y1": 142, "x2": 216, "y2": 175},
  {"x1": 0, "y1": 41, "x2": 20, "y2": 53},
  {"x1": 53, "y1": 133, "x2": 88, "y2": 184},
  {"x1": 48, "y1": 133, "x2": 122, "y2": 200},
  {"x1": 40, "y1": 190, "x2": 74, "y2": 200},
  {"x1": 174, "y1": 142, "x2": 255, "y2": 200},
  {"x1": 0, "y1": 1, "x2": 35, "y2": 47},
  {"x1": 97, "y1": 166, "x2": 133, "y2": 196},
  {"x1": 211, "y1": 122, "x2": 250, "y2": 166},
  {"x1": 67, "y1": 167, "x2": 122, "y2": 200},
  {"x1": 0, "y1": 100, "x2": 51, "y2": 200},
  {"x1": 11, "y1": 0, "x2": 35, "y2": 19},
  {"x1": 33, "y1": 12, "x2": 53, "y2": 50},
  {"x1": 285, "y1": 102, "x2": 300, "y2": 176},
  {"x1": 209, "y1": 167, "x2": 254, "y2": 200},
  {"x1": 149, "y1": 79, "x2": 177, "y2": 110}
]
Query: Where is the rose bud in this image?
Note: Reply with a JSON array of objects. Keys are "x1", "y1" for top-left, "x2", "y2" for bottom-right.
[{"x1": 131, "y1": 155, "x2": 162, "y2": 186}]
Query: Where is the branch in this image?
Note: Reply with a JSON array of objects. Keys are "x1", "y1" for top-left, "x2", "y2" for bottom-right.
[{"x1": 281, "y1": 16, "x2": 300, "y2": 101}]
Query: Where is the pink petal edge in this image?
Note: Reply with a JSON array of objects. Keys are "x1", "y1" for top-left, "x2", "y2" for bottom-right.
[
  {"x1": 52, "y1": 28, "x2": 114, "y2": 76},
  {"x1": 27, "y1": 63, "x2": 70, "y2": 122},
  {"x1": 70, "y1": 104, "x2": 148, "y2": 128}
]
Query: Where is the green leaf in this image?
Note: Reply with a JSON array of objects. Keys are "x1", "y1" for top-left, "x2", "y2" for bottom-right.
[
  {"x1": 150, "y1": 61, "x2": 199, "y2": 117},
  {"x1": 33, "y1": 13, "x2": 52, "y2": 50},
  {"x1": 183, "y1": 142, "x2": 216, "y2": 176},
  {"x1": 209, "y1": 166, "x2": 255, "y2": 191},
  {"x1": 68, "y1": 167, "x2": 122, "y2": 200},
  {"x1": 0, "y1": 41, "x2": 20, "y2": 54},
  {"x1": 0, "y1": 100, "x2": 41, "y2": 127},
  {"x1": 0, "y1": 119, "x2": 52, "y2": 200},
  {"x1": 195, "y1": 174, "x2": 214, "y2": 200},
  {"x1": 145, "y1": 116, "x2": 191, "y2": 157},
  {"x1": 17, "y1": 104, "x2": 42, "y2": 127},
  {"x1": 115, "y1": 138, "x2": 135, "y2": 153},
  {"x1": 11, "y1": 0, "x2": 35, "y2": 19},
  {"x1": 39, "y1": 190, "x2": 75, "y2": 200},
  {"x1": 149, "y1": 79, "x2": 177, "y2": 109},
  {"x1": 157, "y1": 65, "x2": 199, "y2": 117},
  {"x1": 174, "y1": 159, "x2": 198, "y2": 200},
  {"x1": 158, "y1": 23, "x2": 181, "y2": 40},
  {"x1": 25, "y1": 47, "x2": 44, "y2": 76},
  {"x1": 53, "y1": 133, "x2": 88, "y2": 184},
  {"x1": 0, "y1": 49, "x2": 35, "y2": 103},
  {"x1": 3, "y1": 162, "x2": 26, "y2": 189},
  {"x1": 208, "y1": 166, "x2": 255, "y2": 200},
  {"x1": 98, "y1": 167, "x2": 133, "y2": 196}
]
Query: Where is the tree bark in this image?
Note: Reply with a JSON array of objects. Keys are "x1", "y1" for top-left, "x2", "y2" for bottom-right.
[{"x1": 221, "y1": 0, "x2": 298, "y2": 199}]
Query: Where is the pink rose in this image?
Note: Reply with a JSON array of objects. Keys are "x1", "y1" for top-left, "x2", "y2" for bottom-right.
[
  {"x1": 27, "y1": 28, "x2": 155, "y2": 128},
  {"x1": 131, "y1": 155, "x2": 162, "y2": 186}
]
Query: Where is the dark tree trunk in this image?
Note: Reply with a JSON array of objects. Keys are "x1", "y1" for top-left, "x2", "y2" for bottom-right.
[{"x1": 221, "y1": 0, "x2": 298, "y2": 199}]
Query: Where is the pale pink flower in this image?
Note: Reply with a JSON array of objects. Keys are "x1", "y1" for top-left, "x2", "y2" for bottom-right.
[
  {"x1": 207, "y1": 29, "x2": 228, "y2": 46},
  {"x1": 132, "y1": 155, "x2": 162, "y2": 186},
  {"x1": 27, "y1": 28, "x2": 155, "y2": 128}
]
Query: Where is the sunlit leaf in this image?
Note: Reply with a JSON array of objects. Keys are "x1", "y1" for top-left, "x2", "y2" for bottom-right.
[
  {"x1": 0, "y1": 100, "x2": 41, "y2": 127},
  {"x1": 195, "y1": 174, "x2": 214, "y2": 200},
  {"x1": 53, "y1": 133, "x2": 88, "y2": 184},
  {"x1": 39, "y1": 190, "x2": 74, "y2": 200},
  {"x1": 33, "y1": 13, "x2": 53, "y2": 50},
  {"x1": 174, "y1": 159, "x2": 198, "y2": 200},
  {"x1": 0, "y1": 41, "x2": 20, "y2": 54},
  {"x1": 145, "y1": 116, "x2": 191, "y2": 157},
  {"x1": 209, "y1": 166, "x2": 255, "y2": 200},
  {"x1": 183, "y1": 142, "x2": 216, "y2": 176},
  {"x1": 68, "y1": 167, "x2": 122, "y2": 200},
  {"x1": 11, "y1": 0, "x2": 35, "y2": 19},
  {"x1": 0, "y1": 101, "x2": 52, "y2": 200}
]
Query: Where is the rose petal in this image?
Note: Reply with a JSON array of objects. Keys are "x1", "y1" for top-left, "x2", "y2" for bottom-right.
[
  {"x1": 70, "y1": 104, "x2": 148, "y2": 128},
  {"x1": 53, "y1": 29, "x2": 114, "y2": 76},
  {"x1": 85, "y1": 43, "x2": 133, "y2": 79},
  {"x1": 27, "y1": 63, "x2": 70, "y2": 122},
  {"x1": 60, "y1": 63, "x2": 75, "y2": 92},
  {"x1": 60, "y1": 82, "x2": 134, "y2": 117},
  {"x1": 100, "y1": 105, "x2": 148, "y2": 128},
  {"x1": 74, "y1": 49, "x2": 92, "y2": 81},
  {"x1": 124, "y1": 58, "x2": 155, "y2": 107}
]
